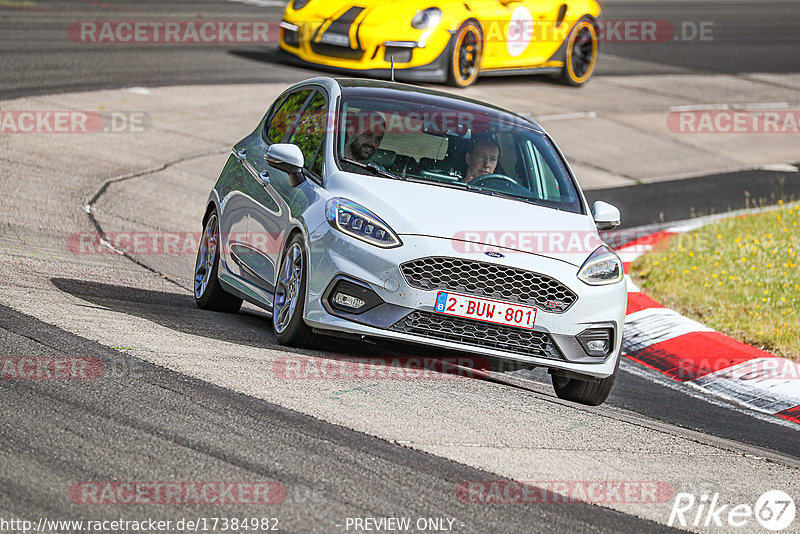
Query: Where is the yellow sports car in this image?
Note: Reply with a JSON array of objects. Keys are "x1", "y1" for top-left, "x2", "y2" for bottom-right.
[{"x1": 278, "y1": 0, "x2": 601, "y2": 87}]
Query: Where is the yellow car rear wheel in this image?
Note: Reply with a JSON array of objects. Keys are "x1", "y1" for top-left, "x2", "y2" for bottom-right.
[
  {"x1": 560, "y1": 18, "x2": 598, "y2": 86},
  {"x1": 447, "y1": 21, "x2": 482, "y2": 88}
]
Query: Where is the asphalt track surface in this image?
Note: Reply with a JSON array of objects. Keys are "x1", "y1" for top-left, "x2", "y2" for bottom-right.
[
  {"x1": 0, "y1": 303, "x2": 678, "y2": 533},
  {"x1": 2, "y1": 0, "x2": 799, "y2": 532},
  {"x1": 2, "y1": 0, "x2": 800, "y2": 99}
]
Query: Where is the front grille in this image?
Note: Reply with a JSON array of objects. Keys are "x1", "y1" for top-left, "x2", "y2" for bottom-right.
[
  {"x1": 392, "y1": 311, "x2": 563, "y2": 360},
  {"x1": 283, "y1": 28, "x2": 299, "y2": 48},
  {"x1": 310, "y1": 42, "x2": 365, "y2": 60},
  {"x1": 400, "y1": 257, "x2": 577, "y2": 313},
  {"x1": 384, "y1": 46, "x2": 413, "y2": 63}
]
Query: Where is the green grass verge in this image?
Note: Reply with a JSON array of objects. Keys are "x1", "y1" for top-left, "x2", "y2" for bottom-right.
[{"x1": 632, "y1": 201, "x2": 799, "y2": 361}]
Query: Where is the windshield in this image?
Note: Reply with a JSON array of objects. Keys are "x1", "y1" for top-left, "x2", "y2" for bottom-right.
[{"x1": 336, "y1": 95, "x2": 583, "y2": 214}]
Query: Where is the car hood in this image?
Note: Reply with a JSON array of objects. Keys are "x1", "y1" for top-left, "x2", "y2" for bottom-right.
[
  {"x1": 327, "y1": 173, "x2": 602, "y2": 267},
  {"x1": 296, "y1": 0, "x2": 430, "y2": 20}
]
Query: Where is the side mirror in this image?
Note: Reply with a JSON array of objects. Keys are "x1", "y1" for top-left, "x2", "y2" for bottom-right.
[
  {"x1": 266, "y1": 143, "x2": 305, "y2": 186},
  {"x1": 266, "y1": 143, "x2": 304, "y2": 169},
  {"x1": 592, "y1": 201, "x2": 620, "y2": 230}
]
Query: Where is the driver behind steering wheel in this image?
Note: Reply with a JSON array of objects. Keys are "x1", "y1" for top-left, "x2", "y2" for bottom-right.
[{"x1": 462, "y1": 137, "x2": 501, "y2": 184}]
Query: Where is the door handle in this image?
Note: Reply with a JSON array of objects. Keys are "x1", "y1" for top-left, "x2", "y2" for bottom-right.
[
  {"x1": 235, "y1": 148, "x2": 247, "y2": 162},
  {"x1": 258, "y1": 170, "x2": 271, "y2": 186}
]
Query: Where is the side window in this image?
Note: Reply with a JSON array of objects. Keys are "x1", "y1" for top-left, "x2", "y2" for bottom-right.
[
  {"x1": 267, "y1": 89, "x2": 312, "y2": 144},
  {"x1": 524, "y1": 139, "x2": 562, "y2": 201},
  {"x1": 288, "y1": 91, "x2": 327, "y2": 177}
]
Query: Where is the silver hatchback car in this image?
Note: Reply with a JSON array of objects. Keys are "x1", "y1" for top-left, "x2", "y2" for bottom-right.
[{"x1": 195, "y1": 77, "x2": 627, "y2": 405}]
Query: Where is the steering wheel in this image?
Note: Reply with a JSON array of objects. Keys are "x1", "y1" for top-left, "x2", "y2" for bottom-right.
[{"x1": 469, "y1": 173, "x2": 518, "y2": 187}]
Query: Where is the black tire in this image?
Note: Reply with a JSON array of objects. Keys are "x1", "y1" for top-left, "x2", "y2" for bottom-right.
[
  {"x1": 194, "y1": 210, "x2": 243, "y2": 313},
  {"x1": 272, "y1": 234, "x2": 316, "y2": 347},
  {"x1": 559, "y1": 18, "x2": 599, "y2": 87},
  {"x1": 447, "y1": 21, "x2": 482, "y2": 88},
  {"x1": 551, "y1": 356, "x2": 619, "y2": 406}
]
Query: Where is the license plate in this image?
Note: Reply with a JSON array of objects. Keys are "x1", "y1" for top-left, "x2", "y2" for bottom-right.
[
  {"x1": 434, "y1": 291, "x2": 537, "y2": 330},
  {"x1": 320, "y1": 32, "x2": 350, "y2": 47}
]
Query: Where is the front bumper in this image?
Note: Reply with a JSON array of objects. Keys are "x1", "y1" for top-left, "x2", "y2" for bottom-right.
[
  {"x1": 278, "y1": 20, "x2": 452, "y2": 83},
  {"x1": 305, "y1": 227, "x2": 627, "y2": 379}
]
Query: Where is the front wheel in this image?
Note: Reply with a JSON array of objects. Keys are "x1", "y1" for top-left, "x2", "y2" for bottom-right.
[
  {"x1": 447, "y1": 21, "x2": 482, "y2": 88},
  {"x1": 551, "y1": 358, "x2": 618, "y2": 406},
  {"x1": 559, "y1": 18, "x2": 598, "y2": 87},
  {"x1": 272, "y1": 234, "x2": 316, "y2": 347}
]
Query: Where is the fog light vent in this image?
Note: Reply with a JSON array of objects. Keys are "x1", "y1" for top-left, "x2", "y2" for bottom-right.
[
  {"x1": 332, "y1": 292, "x2": 366, "y2": 310},
  {"x1": 326, "y1": 279, "x2": 383, "y2": 315},
  {"x1": 586, "y1": 340, "x2": 608, "y2": 353},
  {"x1": 577, "y1": 328, "x2": 614, "y2": 357}
]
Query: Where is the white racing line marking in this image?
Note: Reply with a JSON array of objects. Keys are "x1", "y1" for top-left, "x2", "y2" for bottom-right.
[
  {"x1": 619, "y1": 359, "x2": 800, "y2": 430},
  {"x1": 669, "y1": 101, "x2": 794, "y2": 112},
  {"x1": 623, "y1": 308, "x2": 713, "y2": 352},
  {"x1": 758, "y1": 163, "x2": 799, "y2": 173},
  {"x1": 535, "y1": 111, "x2": 598, "y2": 122},
  {"x1": 693, "y1": 358, "x2": 800, "y2": 414}
]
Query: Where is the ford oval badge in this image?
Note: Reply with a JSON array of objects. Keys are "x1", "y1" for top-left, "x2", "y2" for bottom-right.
[{"x1": 485, "y1": 251, "x2": 505, "y2": 258}]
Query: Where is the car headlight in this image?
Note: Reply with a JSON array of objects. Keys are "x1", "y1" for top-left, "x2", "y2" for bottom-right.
[
  {"x1": 326, "y1": 198, "x2": 402, "y2": 249},
  {"x1": 292, "y1": 0, "x2": 311, "y2": 10},
  {"x1": 411, "y1": 7, "x2": 442, "y2": 29},
  {"x1": 577, "y1": 245, "x2": 623, "y2": 285}
]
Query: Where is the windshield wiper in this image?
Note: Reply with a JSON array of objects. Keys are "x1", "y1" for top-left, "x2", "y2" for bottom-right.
[
  {"x1": 339, "y1": 157, "x2": 405, "y2": 181},
  {"x1": 404, "y1": 174, "x2": 564, "y2": 210},
  {"x1": 463, "y1": 185, "x2": 561, "y2": 210}
]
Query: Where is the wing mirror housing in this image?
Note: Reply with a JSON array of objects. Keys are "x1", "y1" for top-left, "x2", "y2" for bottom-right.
[
  {"x1": 266, "y1": 143, "x2": 305, "y2": 186},
  {"x1": 592, "y1": 201, "x2": 621, "y2": 230}
]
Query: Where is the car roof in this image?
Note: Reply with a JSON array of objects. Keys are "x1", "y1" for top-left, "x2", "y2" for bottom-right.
[{"x1": 332, "y1": 77, "x2": 545, "y2": 133}]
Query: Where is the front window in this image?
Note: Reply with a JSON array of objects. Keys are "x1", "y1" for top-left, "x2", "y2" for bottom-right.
[
  {"x1": 336, "y1": 95, "x2": 583, "y2": 214},
  {"x1": 288, "y1": 91, "x2": 327, "y2": 177}
]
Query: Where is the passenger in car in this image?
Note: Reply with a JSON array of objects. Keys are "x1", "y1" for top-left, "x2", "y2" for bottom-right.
[{"x1": 462, "y1": 137, "x2": 501, "y2": 183}]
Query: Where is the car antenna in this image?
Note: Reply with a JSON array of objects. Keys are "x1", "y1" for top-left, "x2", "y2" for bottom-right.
[{"x1": 391, "y1": 57, "x2": 395, "y2": 82}]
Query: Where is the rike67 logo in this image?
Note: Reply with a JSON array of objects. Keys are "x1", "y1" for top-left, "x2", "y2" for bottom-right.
[{"x1": 669, "y1": 490, "x2": 795, "y2": 531}]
